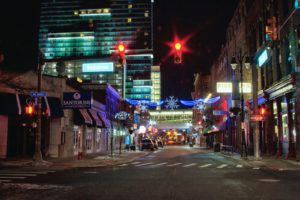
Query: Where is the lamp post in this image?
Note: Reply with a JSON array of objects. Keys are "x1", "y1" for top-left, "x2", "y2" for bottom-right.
[{"x1": 231, "y1": 52, "x2": 250, "y2": 158}]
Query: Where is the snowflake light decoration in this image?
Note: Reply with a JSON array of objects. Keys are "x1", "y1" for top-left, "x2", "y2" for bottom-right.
[
  {"x1": 138, "y1": 100, "x2": 148, "y2": 112},
  {"x1": 165, "y1": 96, "x2": 179, "y2": 110},
  {"x1": 196, "y1": 102, "x2": 206, "y2": 112}
]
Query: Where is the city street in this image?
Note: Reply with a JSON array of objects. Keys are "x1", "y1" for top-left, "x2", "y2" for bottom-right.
[{"x1": 1, "y1": 146, "x2": 300, "y2": 200}]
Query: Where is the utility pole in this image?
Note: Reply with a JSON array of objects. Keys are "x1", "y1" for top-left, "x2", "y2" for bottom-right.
[{"x1": 33, "y1": 51, "x2": 44, "y2": 163}]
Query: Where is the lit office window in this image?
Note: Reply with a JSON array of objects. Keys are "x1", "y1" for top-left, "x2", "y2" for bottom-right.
[{"x1": 128, "y1": 18, "x2": 132, "y2": 23}]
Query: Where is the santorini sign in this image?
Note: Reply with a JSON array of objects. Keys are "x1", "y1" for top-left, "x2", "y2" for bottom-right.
[{"x1": 63, "y1": 92, "x2": 91, "y2": 109}]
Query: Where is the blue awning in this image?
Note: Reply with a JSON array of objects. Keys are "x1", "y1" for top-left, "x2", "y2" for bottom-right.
[{"x1": 47, "y1": 97, "x2": 64, "y2": 118}]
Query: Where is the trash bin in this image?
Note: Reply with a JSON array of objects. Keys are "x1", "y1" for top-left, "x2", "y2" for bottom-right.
[{"x1": 214, "y1": 143, "x2": 220, "y2": 152}]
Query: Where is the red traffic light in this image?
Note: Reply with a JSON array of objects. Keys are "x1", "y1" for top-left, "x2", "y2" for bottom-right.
[
  {"x1": 25, "y1": 105, "x2": 34, "y2": 115},
  {"x1": 175, "y1": 42, "x2": 182, "y2": 51},
  {"x1": 259, "y1": 107, "x2": 266, "y2": 115},
  {"x1": 118, "y1": 44, "x2": 125, "y2": 52}
]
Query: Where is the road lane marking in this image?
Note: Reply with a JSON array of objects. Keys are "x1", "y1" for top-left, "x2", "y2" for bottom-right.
[
  {"x1": 253, "y1": 167, "x2": 260, "y2": 170},
  {"x1": 135, "y1": 162, "x2": 153, "y2": 167},
  {"x1": 259, "y1": 179, "x2": 280, "y2": 183},
  {"x1": 182, "y1": 163, "x2": 197, "y2": 168},
  {"x1": 83, "y1": 171, "x2": 97, "y2": 174},
  {"x1": 131, "y1": 162, "x2": 141, "y2": 165},
  {"x1": 0, "y1": 174, "x2": 37, "y2": 176},
  {"x1": 236, "y1": 165, "x2": 243, "y2": 168},
  {"x1": 0, "y1": 177, "x2": 26, "y2": 179},
  {"x1": 0, "y1": 171, "x2": 50, "y2": 174},
  {"x1": 166, "y1": 163, "x2": 182, "y2": 167},
  {"x1": 150, "y1": 162, "x2": 168, "y2": 167},
  {"x1": 199, "y1": 164, "x2": 212, "y2": 168},
  {"x1": 0, "y1": 180, "x2": 11, "y2": 182},
  {"x1": 118, "y1": 164, "x2": 128, "y2": 167},
  {"x1": 216, "y1": 164, "x2": 228, "y2": 169}
]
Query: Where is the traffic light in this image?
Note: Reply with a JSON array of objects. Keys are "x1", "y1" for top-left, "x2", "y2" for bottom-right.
[
  {"x1": 174, "y1": 42, "x2": 182, "y2": 64},
  {"x1": 259, "y1": 106, "x2": 266, "y2": 116},
  {"x1": 25, "y1": 105, "x2": 34, "y2": 115},
  {"x1": 265, "y1": 16, "x2": 277, "y2": 41},
  {"x1": 117, "y1": 43, "x2": 126, "y2": 66}
]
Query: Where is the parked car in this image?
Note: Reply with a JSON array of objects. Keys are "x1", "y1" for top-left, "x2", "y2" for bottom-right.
[{"x1": 141, "y1": 138, "x2": 157, "y2": 151}]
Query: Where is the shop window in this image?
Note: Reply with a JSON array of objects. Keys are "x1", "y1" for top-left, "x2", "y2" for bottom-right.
[
  {"x1": 73, "y1": 127, "x2": 81, "y2": 156},
  {"x1": 85, "y1": 130, "x2": 93, "y2": 153},
  {"x1": 96, "y1": 129, "x2": 101, "y2": 152}
]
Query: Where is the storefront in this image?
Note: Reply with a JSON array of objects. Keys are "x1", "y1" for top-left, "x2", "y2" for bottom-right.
[
  {"x1": 263, "y1": 74, "x2": 297, "y2": 158},
  {"x1": 0, "y1": 92, "x2": 64, "y2": 158}
]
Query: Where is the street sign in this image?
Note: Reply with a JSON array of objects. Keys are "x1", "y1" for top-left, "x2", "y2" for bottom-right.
[
  {"x1": 250, "y1": 115, "x2": 264, "y2": 121},
  {"x1": 31, "y1": 91, "x2": 47, "y2": 97},
  {"x1": 213, "y1": 110, "x2": 228, "y2": 116}
]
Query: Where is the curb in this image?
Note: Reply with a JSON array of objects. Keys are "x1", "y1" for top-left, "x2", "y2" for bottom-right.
[{"x1": 218, "y1": 152, "x2": 300, "y2": 169}]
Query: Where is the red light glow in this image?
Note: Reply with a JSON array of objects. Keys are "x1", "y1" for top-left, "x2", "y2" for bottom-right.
[
  {"x1": 26, "y1": 105, "x2": 34, "y2": 115},
  {"x1": 175, "y1": 42, "x2": 181, "y2": 50},
  {"x1": 118, "y1": 44, "x2": 125, "y2": 52},
  {"x1": 160, "y1": 32, "x2": 195, "y2": 64}
]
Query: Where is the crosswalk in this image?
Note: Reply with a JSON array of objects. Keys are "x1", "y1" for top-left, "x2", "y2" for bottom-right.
[
  {"x1": 117, "y1": 161, "x2": 250, "y2": 170},
  {"x1": 0, "y1": 169, "x2": 58, "y2": 183}
]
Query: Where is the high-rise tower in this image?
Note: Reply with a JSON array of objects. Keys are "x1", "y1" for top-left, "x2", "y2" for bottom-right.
[{"x1": 39, "y1": 0, "x2": 154, "y2": 99}]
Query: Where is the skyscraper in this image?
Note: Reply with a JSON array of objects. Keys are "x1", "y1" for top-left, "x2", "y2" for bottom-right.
[{"x1": 39, "y1": 0, "x2": 154, "y2": 99}]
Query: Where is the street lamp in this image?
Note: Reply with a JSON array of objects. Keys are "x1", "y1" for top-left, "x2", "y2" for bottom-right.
[{"x1": 230, "y1": 52, "x2": 250, "y2": 158}]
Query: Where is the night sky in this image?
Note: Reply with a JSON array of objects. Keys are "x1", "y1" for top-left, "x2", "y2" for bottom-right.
[
  {"x1": 154, "y1": 0, "x2": 239, "y2": 99},
  {"x1": 0, "y1": 0, "x2": 239, "y2": 99}
]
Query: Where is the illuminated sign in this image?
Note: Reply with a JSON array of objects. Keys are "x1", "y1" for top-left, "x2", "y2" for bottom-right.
[
  {"x1": 240, "y1": 83, "x2": 252, "y2": 93},
  {"x1": 63, "y1": 92, "x2": 91, "y2": 109},
  {"x1": 258, "y1": 49, "x2": 268, "y2": 67},
  {"x1": 216, "y1": 82, "x2": 252, "y2": 93},
  {"x1": 217, "y1": 82, "x2": 233, "y2": 93},
  {"x1": 295, "y1": 0, "x2": 300, "y2": 9},
  {"x1": 82, "y1": 62, "x2": 114, "y2": 72}
]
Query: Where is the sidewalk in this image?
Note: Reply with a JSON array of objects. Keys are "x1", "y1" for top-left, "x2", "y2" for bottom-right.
[
  {"x1": 0, "y1": 150, "x2": 149, "y2": 170},
  {"x1": 219, "y1": 151, "x2": 300, "y2": 170}
]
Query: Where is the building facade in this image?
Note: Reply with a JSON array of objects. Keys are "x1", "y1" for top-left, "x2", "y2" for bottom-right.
[
  {"x1": 210, "y1": 0, "x2": 300, "y2": 160},
  {"x1": 39, "y1": 0, "x2": 155, "y2": 100},
  {"x1": 0, "y1": 70, "x2": 117, "y2": 159}
]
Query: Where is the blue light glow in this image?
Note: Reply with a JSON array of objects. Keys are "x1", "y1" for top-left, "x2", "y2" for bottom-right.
[
  {"x1": 82, "y1": 62, "x2": 114, "y2": 72},
  {"x1": 295, "y1": 0, "x2": 299, "y2": 9},
  {"x1": 180, "y1": 96, "x2": 220, "y2": 106},
  {"x1": 258, "y1": 49, "x2": 268, "y2": 67}
]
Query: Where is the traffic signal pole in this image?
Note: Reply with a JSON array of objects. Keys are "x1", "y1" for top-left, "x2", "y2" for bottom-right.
[{"x1": 33, "y1": 52, "x2": 44, "y2": 164}]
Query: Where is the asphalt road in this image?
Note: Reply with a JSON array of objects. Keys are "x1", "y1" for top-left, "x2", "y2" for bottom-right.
[{"x1": 1, "y1": 145, "x2": 300, "y2": 200}]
